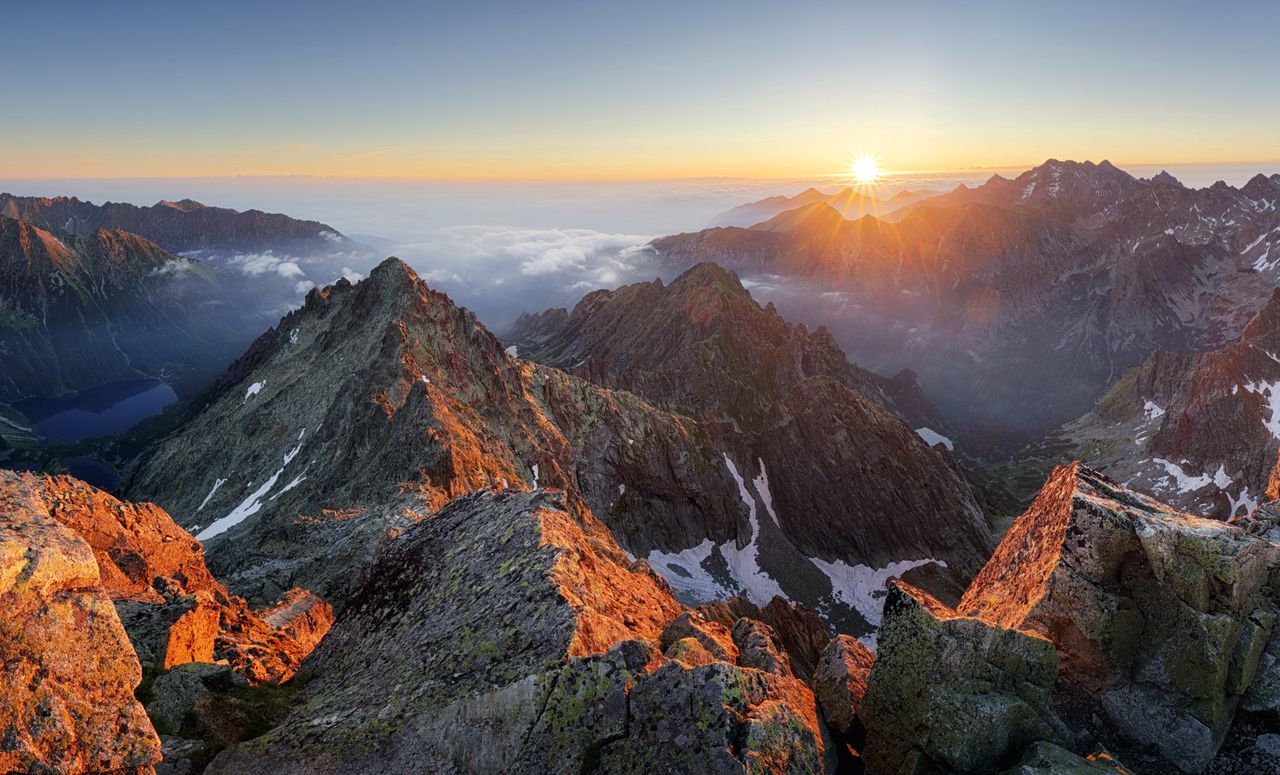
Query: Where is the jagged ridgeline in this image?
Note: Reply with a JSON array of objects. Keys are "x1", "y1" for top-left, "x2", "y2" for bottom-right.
[
  {"x1": 655, "y1": 162, "x2": 1280, "y2": 433},
  {"x1": 128, "y1": 258, "x2": 993, "y2": 635}
]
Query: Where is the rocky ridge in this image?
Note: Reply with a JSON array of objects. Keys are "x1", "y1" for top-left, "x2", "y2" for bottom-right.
[
  {"x1": 130, "y1": 258, "x2": 993, "y2": 634},
  {"x1": 203, "y1": 489, "x2": 829, "y2": 774}
]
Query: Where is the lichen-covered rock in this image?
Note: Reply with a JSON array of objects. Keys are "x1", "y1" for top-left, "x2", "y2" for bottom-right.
[
  {"x1": 859, "y1": 581, "x2": 1063, "y2": 775},
  {"x1": 204, "y1": 490, "x2": 825, "y2": 773},
  {"x1": 1242, "y1": 630, "x2": 1280, "y2": 718},
  {"x1": 0, "y1": 486, "x2": 162, "y2": 774},
  {"x1": 812, "y1": 634, "x2": 874, "y2": 739},
  {"x1": 660, "y1": 611, "x2": 738, "y2": 662},
  {"x1": 147, "y1": 663, "x2": 247, "y2": 734},
  {"x1": 699, "y1": 596, "x2": 830, "y2": 680},
  {"x1": 959, "y1": 463, "x2": 1280, "y2": 772},
  {"x1": 1002, "y1": 741, "x2": 1129, "y2": 774},
  {"x1": 594, "y1": 660, "x2": 822, "y2": 775},
  {"x1": 733, "y1": 617, "x2": 794, "y2": 676}
]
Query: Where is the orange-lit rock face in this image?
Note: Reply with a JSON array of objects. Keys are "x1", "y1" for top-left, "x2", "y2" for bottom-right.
[
  {"x1": 541, "y1": 495, "x2": 682, "y2": 657},
  {"x1": 8, "y1": 472, "x2": 219, "y2": 602},
  {"x1": 859, "y1": 580, "x2": 1060, "y2": 775},
  {"x1": 163, "y1": 593, "x2": 221, "y2": 669},
  {"x1": 0, "y1": 486, "x2": 162, "y2": 774},
  {"x1": 200, "y1": 489, "x2": 826, "y2": 774},
  {"x1": 959, "y1": 463, "x2": 1280, "y2": 772},
  {"x1": 958, "y1": 462, "x2": 1082, "y2": 630},
  {"x1": 2, "y1": 470, "x2": 333, "y2": 685}
]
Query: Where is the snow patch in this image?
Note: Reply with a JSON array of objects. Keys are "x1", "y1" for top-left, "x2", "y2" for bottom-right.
[
  {"x1": 914, "y1": 427, "x2": 954, "y2": 451},
  {"x1": 1242, "y1": 380, "x2": 1280, "y2": 439},
  {"x1": 646, "y1": 539, "x2": 723, "y2": 602},
  {"x1": 1152, "y1": 458, "x2": 1214, "y2": 493},
  {"x1": 813, "y1": 556, "x2": 946, "y2": 626},
  {"x1": 244, "y1": 381, "x2": 265, "y2": 402},
  {"x1": 1228, "y1": 486, "x2": 1259, "y2": 518},
  {"x1": 1143, "y1": 400, "x2": 1165, "y2": 420},
  {"x1": 751, "y1": 459, "x2": 780, "y2": 527},
  {"x1": 196, "y1": 429, "x2": 307, "y2": 540},
  {"x1": 720, "y1": 455, "x2": 785, "y2": 605},
  {"x1": 197, "y1": 478, "x2": 228, "y2": 512}
]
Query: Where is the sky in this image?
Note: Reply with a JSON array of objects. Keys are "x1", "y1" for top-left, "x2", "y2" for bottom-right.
[{"x1": 7, "y1": 0, "x2": 1280, "y2": 180}]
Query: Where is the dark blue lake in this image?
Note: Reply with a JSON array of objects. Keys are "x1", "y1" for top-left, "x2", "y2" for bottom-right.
[{"x1": 16, "y1": 379, "x2": 178, "y2": 444}]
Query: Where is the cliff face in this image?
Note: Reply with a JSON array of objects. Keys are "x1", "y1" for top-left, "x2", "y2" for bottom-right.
[{"x1": 1066, "y1": 288, "x2": 1280, "y2": 520}]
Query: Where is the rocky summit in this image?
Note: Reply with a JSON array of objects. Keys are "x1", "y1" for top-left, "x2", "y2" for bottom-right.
[
  {"x1": 129, "y1": 258, "x2": 992, "y2": 634},
  {"x1": 202, "y1": 489, "x2": 826, "y2": 774}
]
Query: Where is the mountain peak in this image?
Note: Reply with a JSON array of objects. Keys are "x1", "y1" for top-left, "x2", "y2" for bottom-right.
[
  {"x1": 1150, "y1": 170, "x2": 1184, "y2": 187},
  {"x1": 156, "y1": 198, "x2": 207, "y2": 212}
]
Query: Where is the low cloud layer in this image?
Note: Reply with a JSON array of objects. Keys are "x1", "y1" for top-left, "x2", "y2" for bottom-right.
[{"x1": 388, "y1": 225, "x2": 671, "y2": 330}]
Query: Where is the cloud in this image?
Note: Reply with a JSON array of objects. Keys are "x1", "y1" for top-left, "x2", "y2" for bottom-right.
[
  {"x1": 386, "y1": 225, "x2": 669, "y2": 329},
  {"x1": 341, "y1": 267, "x2": 364, "y2": 283},
  {"x1": 150, "y1": 258, "x2": 195, "y2": 276},
  {"x1": 227, "y1": 251, "x2": 306, "y2": 279},
  {"x1": 294, "y1": 280, "x2": 316, "y2": 294}
]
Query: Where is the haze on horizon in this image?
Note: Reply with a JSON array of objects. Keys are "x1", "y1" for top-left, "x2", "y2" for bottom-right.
[{"x1": 7, "y1": 0, "x2": 1280, "y2": 181}]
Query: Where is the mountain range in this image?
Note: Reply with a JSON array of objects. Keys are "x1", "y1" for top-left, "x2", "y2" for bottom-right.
[
  {"x1": 0, "y1": 194, "x2": 362, "y2": 258},
  {"x1": 655, "y1": 160, "x2": 1280, "y2": 433},
  {"x1": 0, "y1": 215, "x2": 267, "y2": 403},
  {"x1": 7, "y1": 161, "x2": 1280, "y2": 773},
  {"x1": 708, "y1": 186, "x2": 937, "y2": 228}
]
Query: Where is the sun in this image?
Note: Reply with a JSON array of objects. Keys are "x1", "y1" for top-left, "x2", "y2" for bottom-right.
[{"x1": 851, "y1": 156, "x2": 880, "y2": 183}]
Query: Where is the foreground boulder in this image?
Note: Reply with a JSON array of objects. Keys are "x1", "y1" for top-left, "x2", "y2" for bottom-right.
[
  {"x1": 959, "y1": 463, "x2": 1280, "y2": 773},
  {"x1": 812, "y1": 634, "x2": 875, "y2": 742},
  {"x1": 0, "y1": 470, "x2": 334, "y2": 685},
  {"x1": 206, "y1": 489, "x2": 827, "y2": 773},
  {"x1": 858, "y1": 581, "x2": 1063, "y2": 774},
  {"x1": 0, "y1": 483, "x2": 162, "y2": 773}
]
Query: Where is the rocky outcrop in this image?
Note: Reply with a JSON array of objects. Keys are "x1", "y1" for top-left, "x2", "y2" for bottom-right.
[
  {"x1": 0, "y1": 481, "x2": 162, "y2": 773},
  {"x1": 698, "y1": 595, "x2": 830, "y2": 680},
  {"x1": 14, "y1": 473, "x2": 218, "y2": 601},
  {"x1": 204, "y1": 489, "x2": 826, "y2": 773},
  {"x1": 812, "y1": 634, "x2": 874, "y2": 741},
  {"x1": 1, "y1": 470, "x2": 332, "y2": 685},
  {"x1": 858, "y1": 581, "x2": 1063, "y2": 775},
  {"x1": 959, "y1": 463, "x2": 1280, "y2": 773},
  {"x1": 1002, "y1": 742, "x2": 1130, "y2": 774}
]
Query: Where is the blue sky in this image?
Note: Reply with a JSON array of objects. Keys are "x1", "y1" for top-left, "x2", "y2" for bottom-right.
[{"x1": 7, "y1": 1, "x2": 1280, "y2": 178}]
